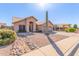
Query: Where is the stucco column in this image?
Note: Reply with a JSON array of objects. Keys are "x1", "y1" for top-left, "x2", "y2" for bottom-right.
[
  {"x1": 33, "y1": 22, "x2": 36, "y2": 32},
  {"x1": 26, "y1": 22, "x2": 29, "y2": 32}
]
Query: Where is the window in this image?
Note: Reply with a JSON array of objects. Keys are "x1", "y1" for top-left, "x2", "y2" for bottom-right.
[{"x1": 18, "y1": 25, "x2": 26, "y2": 32}]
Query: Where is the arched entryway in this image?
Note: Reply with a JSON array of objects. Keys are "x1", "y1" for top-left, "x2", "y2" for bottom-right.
[{"x1": 29, "y1": 22, "x2": 33, "y2": 32}]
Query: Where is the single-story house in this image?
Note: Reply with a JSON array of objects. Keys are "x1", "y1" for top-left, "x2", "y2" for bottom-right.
[
  {"x1": 36, "y1": 21, "x2": 53, "y2": 32},
  {"x1": 53, "y1": 24, "x2": 71, "y2": 31},
  {"x1": 12, "y1": 16, "x2": 54, "y2": 33}
]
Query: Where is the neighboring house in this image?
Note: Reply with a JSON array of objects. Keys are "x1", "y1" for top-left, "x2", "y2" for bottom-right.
[
  {"x1": 0, "y1": 23, "x2": 13, "y2": 29},
  {"x1": 0, "y1": 23, "x2": 6, "y2": 28},
  {"x1": 12, "y1": 16, "x2": 54, "y2": 33},
  {"x1": 53, "y1": 24, "x2": 71, "y2": 31},
  {"x1": 5, "y1": 26, "x2": 13, "y2": 30}
]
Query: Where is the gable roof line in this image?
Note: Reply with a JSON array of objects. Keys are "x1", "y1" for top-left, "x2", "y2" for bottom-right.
[
  {"x1": 12, "y1": 16, "x2": 38, "y2": 24},
  {"x1": 36, "y1": 20, "x2": 53, "y2": 26},
  {"x1": 42, "y1": 20, "x2": 53, "y2": 25}
]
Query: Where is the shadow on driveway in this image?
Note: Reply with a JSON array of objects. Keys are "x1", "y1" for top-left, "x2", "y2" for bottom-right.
[
  {"x1": 68, "y1": 43, "x2": 79, "y2": 56},
  {"x1": 45, "y1": 33, "x2": 79, "y2": 56},
  {"x1": 45, "y1": 34, "x2": 64, "y2": 56}
]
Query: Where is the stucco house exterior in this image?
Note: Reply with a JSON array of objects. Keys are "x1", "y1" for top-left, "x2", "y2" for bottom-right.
[
  {"x1": 53, "y1": 24, "x2": 71, "y2": 31},
  {"x1": 36, "y1": 21, "x2": 53, "y2": 32},
  {"x1": 12, "y1": 16, "x2": 53, "y2": 33},
  {"x1": 0, "y1": 23, "x2": 6, "y2": 28}
]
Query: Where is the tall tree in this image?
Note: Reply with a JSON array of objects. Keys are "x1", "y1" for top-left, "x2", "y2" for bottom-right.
[{"x1": 73, "y1": 24, "x2": 78, "y2": 28}]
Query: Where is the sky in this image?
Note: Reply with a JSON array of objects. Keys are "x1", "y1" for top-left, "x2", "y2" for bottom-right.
[{"x1": 0, "y1": 3, "x2": 79, "y2": 26}]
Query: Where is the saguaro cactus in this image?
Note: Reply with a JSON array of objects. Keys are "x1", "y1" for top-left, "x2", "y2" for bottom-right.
[{"x1": 45, "y1": 11, "x2": 49, "y2": 35}]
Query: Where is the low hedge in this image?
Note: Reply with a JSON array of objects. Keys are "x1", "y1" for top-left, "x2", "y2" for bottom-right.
[
  {"x1": 0, "y1": 29, "x2": 17, "y2": 45},
  {"x1": 65, "y1": 28, "x2": 76, "y2": 32}
]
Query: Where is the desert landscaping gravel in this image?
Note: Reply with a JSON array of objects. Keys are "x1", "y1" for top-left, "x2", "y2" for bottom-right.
[{"x1": 0, "y1": 33, "x2": 69, "y2": 56}]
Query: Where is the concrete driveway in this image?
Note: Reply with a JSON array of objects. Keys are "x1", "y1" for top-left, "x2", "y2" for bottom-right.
[{"x1": 23, "y1": 32, "x2": 79, "y2": 56}]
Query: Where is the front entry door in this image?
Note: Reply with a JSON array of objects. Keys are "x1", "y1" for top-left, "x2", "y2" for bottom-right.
[{"x1": 29, "y1": 22, "x2": 33, "y2": 32}]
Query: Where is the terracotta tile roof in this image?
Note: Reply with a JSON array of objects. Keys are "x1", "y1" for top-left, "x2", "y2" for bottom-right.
[
  {"x1": 12, "y1": 16, "x2": 22, "y2": 23},
  {"x1": 0, "y1": 23, "x2": 6, "y2": 25},
  {"x1": 12, "y1": 16, "x2": 38, "y2": 23},
  {"x1": 36, "y1": 20, "x2": 53, "y2": 25},
  {"x1": 23, "y1": 16, "x2": 38, "y2": 21},
  {"x1": 54, "y1": 24, "x2": 71, "y2": 27},
  {"x1": 36, "y1": 21, "x2": 45, "y2": 25}
]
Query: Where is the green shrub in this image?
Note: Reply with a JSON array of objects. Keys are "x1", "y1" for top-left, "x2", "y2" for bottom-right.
[
  {"x1": 69, "y1": 28, "x2": 76, "y2": 32},
  {"x1": 65, "y1": 28, "x2": 76, "y2": 32},
  {"x1": 0, "y1": 29, "x2": 17, "y2": 45},
  {"x1": 65, "y1": 28, "x2": 69, "y2": 32},
  {"x1": 17, "y1": 30, "x2": 26, "y2": 33}
]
